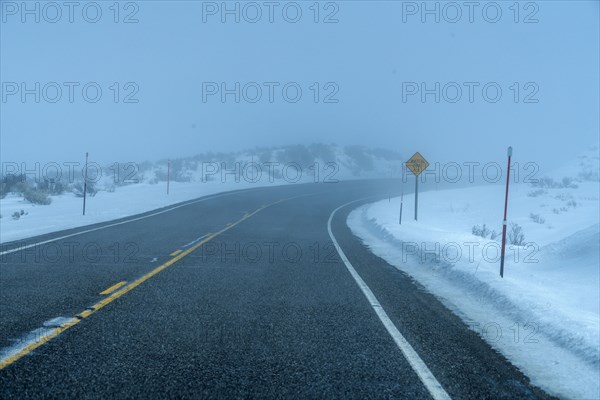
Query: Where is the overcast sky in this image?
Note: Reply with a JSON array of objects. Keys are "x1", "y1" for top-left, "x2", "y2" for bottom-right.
[{"x1": 1, "y1": 1, "x2": 598, "y2": 172}]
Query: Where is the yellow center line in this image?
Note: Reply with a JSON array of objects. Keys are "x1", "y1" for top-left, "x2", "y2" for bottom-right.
[
  {"x1": 99, "y1": 281, "x2": 127, "y2": 295},
  {"x1": 0, "y1": 195, "x2": 300, "y2": 371},
  {"x1": 169, "y1": 249, "x2": 183, "y2": 257}
]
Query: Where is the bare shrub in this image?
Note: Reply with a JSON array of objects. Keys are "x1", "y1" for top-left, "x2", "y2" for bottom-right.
[
  {"x1": 529, "y1": 213, "x2": 545, "y2": 224},
  {"x1": 508, "y1": 223, "x2": 525, "y2": 246}
]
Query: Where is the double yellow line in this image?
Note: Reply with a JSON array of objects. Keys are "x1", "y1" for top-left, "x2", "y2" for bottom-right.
[{"x1": 0, "y1": 197, "x2": 292, "y2": 370}]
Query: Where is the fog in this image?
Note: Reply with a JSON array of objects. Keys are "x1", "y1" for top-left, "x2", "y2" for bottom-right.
[{"x1": 1, "y1": 1, "x2": 598, "y2": 172}]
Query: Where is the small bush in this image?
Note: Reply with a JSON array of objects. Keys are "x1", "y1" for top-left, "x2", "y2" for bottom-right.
[
  {"x1": 529, "y1": 213, "x2": 545, "y2": 224},
  {"x1": 561, "y1": 177, "x2": 578, "y2": 189},
  {"x1": 531, "y1": 176, "x2": 580, "y2": 189},
  {"x1": 567, "y1": 200, "x2": 577, "y2": 208},
  {"x1": 508, "y1": 222, "x2": 525, "y2": 246},
  {"x1": 527, "y1": 189, "x2": 546, "y2": 197},
  {"x1": 22, "y1": 188, "x2": 52, "y2": 205},
  {"x1": 72, "y1": 181, "x2": 97, "y2": 198},
  {"x1": 12, "y1": 211, "x2": 20, "y2": 220},
  {"x1": 1, "y1": 173, "x2": 26, "y2": 197},
  {"x1": 531, "y1": 177, "x2": 558, "y2": 189},
  {"x1": 38, "y1": 179, "x2": 65, "y2": 195},
  {"x1": 490, "y1": 230, "x2": 500, "y2": 240},
  {"x1": 472, "y1": 224, "x2": 491, "y2": 238},
  {"x1": 104, "y1": 182, "x2": 116, "y2": 193}
]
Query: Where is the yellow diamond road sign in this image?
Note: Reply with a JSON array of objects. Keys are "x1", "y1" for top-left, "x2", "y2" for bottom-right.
[{"x1": 406, "y1": 152, "x2": 429, "y2": 176}]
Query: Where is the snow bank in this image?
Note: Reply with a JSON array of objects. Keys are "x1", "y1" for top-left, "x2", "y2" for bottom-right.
[
  {"x1": 347, "y1": 161, "x2": 600, "y2": 399},
  {"x1": 0, "y1": 180, "x2": 266, "y2": 243}
]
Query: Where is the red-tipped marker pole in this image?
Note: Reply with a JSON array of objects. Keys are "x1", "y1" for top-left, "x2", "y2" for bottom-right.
[{"x1": 500, "y1": 146, "x2": 513, "y2": 278}]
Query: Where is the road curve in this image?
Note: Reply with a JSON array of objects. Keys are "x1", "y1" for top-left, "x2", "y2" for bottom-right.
[{"x1": 0, "y1": 180, "x2": 554, "y2": 399}]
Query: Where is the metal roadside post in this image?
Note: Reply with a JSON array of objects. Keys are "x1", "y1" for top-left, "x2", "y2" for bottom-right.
[
  {"x1": 405, "y1": 152, "x2": 429, "y2": 221},
  {"x1": 415, "y1": 178, "x2": 418, "y2": 220},
  {"x1": 500, "y1": 146, "x2": 513, "y2": 278},
  {"x1": 399, "y1": 185, "x2": 404, "y2": 224}
]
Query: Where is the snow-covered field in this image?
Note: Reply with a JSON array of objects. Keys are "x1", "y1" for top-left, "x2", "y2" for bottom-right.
[{"x1": 348, "y1": 150, "x2": 600, "y2": 399}]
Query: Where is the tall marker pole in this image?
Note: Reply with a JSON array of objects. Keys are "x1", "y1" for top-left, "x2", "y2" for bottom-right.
[
  {"x1": 82, "y1": 152, "x2": 89, "y2": 216},
  {"x1": 500, "y1": 146, "x2": 513, "y2": 278}
]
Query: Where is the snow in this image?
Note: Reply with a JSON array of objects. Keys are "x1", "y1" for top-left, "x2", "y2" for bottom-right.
[
  {"x1": 2, "y1": 144, "x2": 598, "y2": 397},
  {"x1": 347, "y1": 150, "x2": 600, "y2": 399},
  {"x1": 0, "y1": 181, "x2": 263, "y2": 243}
]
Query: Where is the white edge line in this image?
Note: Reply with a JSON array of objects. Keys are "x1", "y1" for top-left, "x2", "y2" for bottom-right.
[
  {"x1": 0, "y1": 188, "x2": 261, "y2": 256},
  {"x1": 327, "y1": 198, "x2": 451, "y2": 400}
]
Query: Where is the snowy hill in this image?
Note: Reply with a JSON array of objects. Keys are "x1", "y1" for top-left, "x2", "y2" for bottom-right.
[
  {"x1": 0, "y1": 144, "x2": 403, "y2": 243},
  {"x1": 133, "y1": 144, "x2": 403, "y2": 185}
]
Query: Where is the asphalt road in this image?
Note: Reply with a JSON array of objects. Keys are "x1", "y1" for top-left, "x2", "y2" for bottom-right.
[{"x1": 0, "y1": 180, "x2": 554, "y2": 399}]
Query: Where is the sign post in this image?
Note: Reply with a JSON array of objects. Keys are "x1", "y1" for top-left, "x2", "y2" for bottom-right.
[
  {"x1": 405, "y1": 152, "x2": 429, "y2": 221},
  {"x1": 82, "y1": 152, "x2": 88, "y2": 216},
  {"x1": 500, "y1": 146, "x2": 513, "y2": 278},
  {"x1": 415, "y1": 179, "x2": 419, "y2": 220}
]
